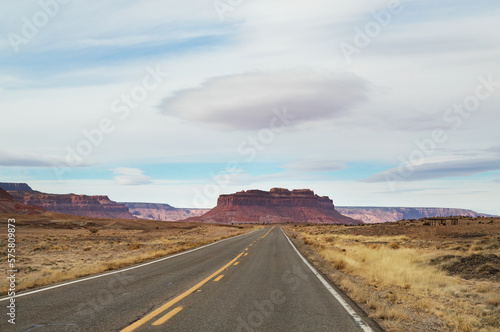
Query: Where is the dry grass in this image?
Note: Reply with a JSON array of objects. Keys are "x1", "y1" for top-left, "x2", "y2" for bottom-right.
[
  {"x1": 316, "y1": 239, "x2": 453, "y2": 292},
  {"x1": 284, "y1": 221, "x2": 500, "y2": 332},
  {"x1": 389, "y1": 241, "x2": 400, "y2": 249},
  {"x1": 14, "y1": 242, "x2": 209, "y2": 292},
  {"x1": 486, "y1": 296, "x2": 500, "y2": 307}
]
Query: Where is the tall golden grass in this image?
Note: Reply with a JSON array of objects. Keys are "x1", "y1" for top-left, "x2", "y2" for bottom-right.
[
  {"x1": 289, "y1": 229, "x2": 500, "y2": 332},
  {"x1": 318, "y1": 241, "x2": 453, "y2": 292}
]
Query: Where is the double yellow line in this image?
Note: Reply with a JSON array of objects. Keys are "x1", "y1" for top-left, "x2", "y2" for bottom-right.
[
  {"x1": 121, "y1": 226, "x2": 275, "y2": 332},
  {"x1": 121, "y1": 252, "x2": 243, "y2": 332},
  {"x1": 261, "y1": 226, "x2": 276, "y2": 239}
]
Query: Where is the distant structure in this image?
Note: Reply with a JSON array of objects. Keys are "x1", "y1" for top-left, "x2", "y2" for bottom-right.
[{"x1": 423, "y1": 217, "x2": 460, "y2": 226}]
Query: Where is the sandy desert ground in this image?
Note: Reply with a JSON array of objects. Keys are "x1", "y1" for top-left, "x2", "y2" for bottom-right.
[{"x1": 0, "y1": 213, "x2": 260, "y2": 295}]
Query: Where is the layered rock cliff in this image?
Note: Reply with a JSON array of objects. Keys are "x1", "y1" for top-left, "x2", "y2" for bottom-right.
[
  {"x1": 0, "y1": 188, "x2": 45, "y2": 214},
  {"x1": 188, "y1": 188, "x2": 362, "y2": 225},
  {"x1": 0, "y1": 182, "x2": 33, "y2": 191},
  {"x1": 336, "y1": 207, "x2": 495, "y2": 224},
  {"x1": 123, "y1": 202, "x2": 210, "y2": 221},
  {"x1": 9, "y1": 191, "x2": 135, "y2": 219}
]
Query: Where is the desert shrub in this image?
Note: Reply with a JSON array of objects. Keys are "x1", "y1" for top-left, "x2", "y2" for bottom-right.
[
  {"x1": 389, "y1": 242, "x2": 400, "y2": 249},
  {"x1": 366, "y1": 297, "x2": 378, "y2": 310},
  {"x1": 129, "y1": 243, "x2": 142, "y2": 250},
  {"x1": 86, "y1": 226, "x2": 99, "y2": 235},
  {"x1": 334, "y1": 259, "x2": 347, "y2": 270},
  {"x1": 371, "y1": 305, "x2": 408, "y2": 320},
  {"x1": 36, "y1": 241, "x2": 50, "y2": 250},
  {"x1": 470, "y1": 245, "x2": 483, "y2": 251},
  {"x1": 476, "y1": 284, "x2": 491, "y2": 293}
]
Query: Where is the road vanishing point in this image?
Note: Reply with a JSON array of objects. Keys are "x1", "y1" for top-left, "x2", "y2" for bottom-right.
[{"x1": 1, "y1": 226, "x2": 382, "y2": 332}]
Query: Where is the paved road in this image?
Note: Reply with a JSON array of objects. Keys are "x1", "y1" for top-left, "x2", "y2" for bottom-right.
[{"x1": 1, "y1": 226, "x2": 379, "y2": 332}]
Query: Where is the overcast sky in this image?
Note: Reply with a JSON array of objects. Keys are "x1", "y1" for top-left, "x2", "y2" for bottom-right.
[{"x1": 1, "y1": 0, "x2": 499, "y2": 214}]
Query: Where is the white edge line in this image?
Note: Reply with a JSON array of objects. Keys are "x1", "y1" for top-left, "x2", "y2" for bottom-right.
[
  {"x1": 0, "y1": 228, "x2": 262, "y2": 302},
  {"x1": 280, "y1": 227, "x2": 374, "y2": 332}
]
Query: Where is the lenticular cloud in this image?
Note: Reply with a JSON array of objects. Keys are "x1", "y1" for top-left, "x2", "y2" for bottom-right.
[{"x1": 160, "y1": 70, "x2": 369, "y2": 130}]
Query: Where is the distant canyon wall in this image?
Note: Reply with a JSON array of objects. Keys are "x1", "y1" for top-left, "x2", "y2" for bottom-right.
[
  {"x1": 1, "y1": 183, "x2": 494, "y2": 223},
  {"x1": 7, "y1": 190, "x2": 135, "y2": 219},
  {"x1": 123, "y1": 202, "x2": 210, "y2": 221},
  {"x1": 0, "y1": 187, "x2": 45, "y2": 214},
  {"x1": 336, "y1": 207, "x2": 494, "y2": 224}
]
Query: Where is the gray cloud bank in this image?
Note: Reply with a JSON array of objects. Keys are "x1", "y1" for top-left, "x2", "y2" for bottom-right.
[
  {"x1": 362, "y1": 157, "x2": 500, "y2": 183},
  {"x1": 160, "y1": 70, "x2": 369, "y2": 130}
]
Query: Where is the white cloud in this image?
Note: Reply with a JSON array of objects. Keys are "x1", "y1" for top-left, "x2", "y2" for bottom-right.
[
  {"x1": 112, "y1": 168, "x2": 153, "y2": 185},
  {"x1": 160, "y1": 70, "x2": 369, "y2": 130}
]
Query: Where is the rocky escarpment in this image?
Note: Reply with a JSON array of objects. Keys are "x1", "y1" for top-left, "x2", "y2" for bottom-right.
[
  {"x1": 0, "y1": 182, "x2": 33, "y2": 192},
  {"x1": 9, "y1": 191, "x2": 135, "y2": 219},
  {"x1": 336, "y1": 207, "x2": 495, "y2": 224},
  {"x1": 123, "y1": 202, "x2": 210, "y2": 221},
  {"x1": 0, "y1": 188, "x2": 45, "y2": 214},
  {"x1": 188, "y1": 188, "x2": 362, "y2": 225},
  {"x1": 218, "y1": 188, "x2": 335, "y2": 209}
]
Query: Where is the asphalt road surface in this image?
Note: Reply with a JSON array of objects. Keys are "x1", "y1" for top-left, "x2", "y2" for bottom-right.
[{"x1": 1, "y1": 226, "x2": 380, "y2": 332}]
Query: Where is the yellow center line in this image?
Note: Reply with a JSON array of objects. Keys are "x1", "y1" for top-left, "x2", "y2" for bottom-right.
[
  {"x1": 152, "y1": 306, "x2": 183, "y2": 326},
  {"x1": 233, "y1": 262, "x2": 239, "y2": 266},
  {"x1": 214, "y1": 275, "x2": 224, "y2": 282},
  {"x1": 121, "y1": 252, "x2": 244, "y2": 332},
  {"x1": 261, "y1": 226, "x2": 276, "y2": 239},
  {"x1": 244, "y1": 253, "x2": 248, "y2": 256}
]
